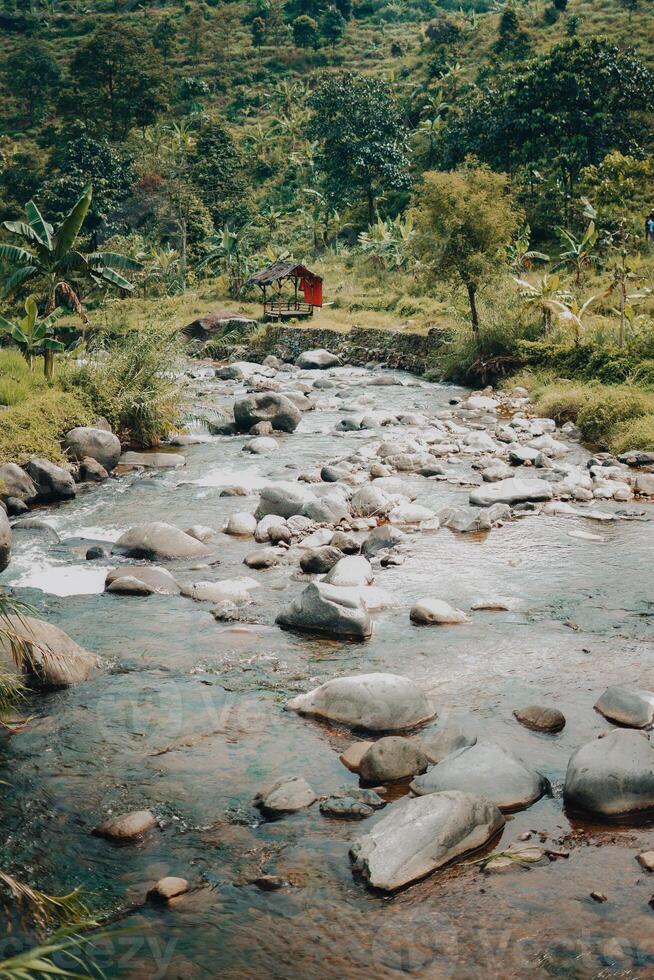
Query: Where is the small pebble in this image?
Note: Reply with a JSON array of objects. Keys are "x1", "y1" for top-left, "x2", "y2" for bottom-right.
[{"x1": 590, "y1": 891, "x2": 608, "y2": 903}]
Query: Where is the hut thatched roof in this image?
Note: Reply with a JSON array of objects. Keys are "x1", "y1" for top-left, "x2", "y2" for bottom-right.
[{"x1": 247, "y1": 262, "x2": 322, "y2": 286}]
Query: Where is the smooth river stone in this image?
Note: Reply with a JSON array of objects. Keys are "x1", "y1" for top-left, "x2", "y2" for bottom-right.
[
  {"x1": 115, "y1": 523, "x2": 210, "y2": 560},
  {"x1": 0, "y1": 615, "x2": 96, "y2": 689},
  {"x1": 411, "y1": 741, "x2": 547, "y2": 812},
  {"x1": 513, "y1": 705, "x2": 566, "y2": 733},
  {"x1": 469, "y1": 478, "x2": 553, "y2": 507},
  {"x1": 564, "y1": 730, "x2": 654, "y2": 817},
  {"x1": 253, "y1": 776, "x2": 316, "y2": 815},
  {"x1": 93, "y1": 809, "x2": 157, "y2": 841},
  {"x1": 276, "y1": 582, "x2": 372, "y2": 640},
  {"x1": 594, "y1": 685, "x2": 654, "y2": 729},
  {"x1": 350, "y1": 790, "x2": 504, "y2": 892},
  {"x1": 287, "y1": 673, "x2": 435, "y2": 732}
]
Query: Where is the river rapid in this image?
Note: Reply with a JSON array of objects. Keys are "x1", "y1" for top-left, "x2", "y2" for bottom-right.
[{"x1": 2, "y1": 361, "x2": 654, "y2": 979}]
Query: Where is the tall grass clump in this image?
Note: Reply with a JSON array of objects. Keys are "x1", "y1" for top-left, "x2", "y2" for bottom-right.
[
  {"x1": 0, "y1": 350, "x2": 48, "y2": 407},
  {"x1": 62, "y1": 326, "x2": 186, "y2": 447},
  {"x1": 529, "y1": 380, "x2": 654, "y2": 448}
]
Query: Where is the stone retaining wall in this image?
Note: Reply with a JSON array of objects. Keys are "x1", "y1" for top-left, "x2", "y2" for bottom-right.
[{"x1": 250, "y1": 324, "x2": 447, "y2": 374}]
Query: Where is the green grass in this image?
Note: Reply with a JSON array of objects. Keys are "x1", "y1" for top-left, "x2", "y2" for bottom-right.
[
  {"x1": 0, "y1": 389, "x2": 92, "y2": 465},
  {"x1": 0, "y1": 350, "x2": 48, "y2": 407}
]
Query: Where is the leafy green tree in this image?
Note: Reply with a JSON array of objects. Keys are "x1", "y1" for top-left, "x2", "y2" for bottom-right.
[
  {"x1": 580, "y1": 151, "x2": 652, "y2": 235},
  {"x1": 334, "y1": 0, "x2": 351, "y2": 18},
  {"x1": 445, "y1": 40, "x2": 654, "y2": 213},
  {"x1": 190, "y1": 118, "x2": 251, "y2": 230},
  {"x1": 494, "y1": 7, "x2": 531, "y2": 59},
  {"x1": 153, "y1": 16, "x2": 177, "y2": 62},
  {"x1": 4, "y1": 39, "x2": 61, "y2": 125},
  {"x1": 321, "y1": 6, "x2": 346, "y2": 45},
  {"x1": 65, "y1": 23, "x2": 169, "y2": 138},
  {"x1": 553, "y1": 221, "x2": 599, "y2": 287},
  {"x1": 292, "y1": 13, "x2": 318, "y2": 46},
  {"x1": 37, "y1": 130, "x2": 135, "y2": 248},
  {"x1": 411, "y1": 165, "x2": 522, "y2": 340},
  {"x1": 0, "y1": 296, "x2": 65, "y2": 376},
  {"x1": 308, "y1": 72, "x2": 410, "y2": 223}
]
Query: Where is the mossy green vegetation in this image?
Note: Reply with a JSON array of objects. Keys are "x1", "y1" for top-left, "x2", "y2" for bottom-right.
[{"x1": 0, "y1": 389, "x2": 91, "y2": 465}]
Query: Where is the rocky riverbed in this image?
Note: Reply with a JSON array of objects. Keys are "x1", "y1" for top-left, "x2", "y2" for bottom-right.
[{"x1": 1, "y1": 351, "x2": 654, "y2": 977}]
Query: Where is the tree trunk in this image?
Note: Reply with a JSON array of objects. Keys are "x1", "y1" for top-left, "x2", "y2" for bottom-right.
[
  {"x1": 366, "y1": 188, "x2": 375, "y2": 227},
  {"x1": 619, "y1": 280, "x2": 626, "y2": 348},
  {"x1": 466, "y1": 282, "x2": 480, "y2": 347},
  {"x1": 179, "y1": 218, "x2": 187, "y2": 292}
]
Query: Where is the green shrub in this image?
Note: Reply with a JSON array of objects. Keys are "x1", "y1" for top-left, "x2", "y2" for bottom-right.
[
  {"x1": 576, "y1": 388, "x2": 653, "y2": 444},
  {"x1": 0, "y1": 390, "x2": 91, "y2": 464},
  {"x1": 533, "y1": 382, "x2": 594, "y2": 423},
  {"x1": 609, "y1": 415, "x2": 654, "y2": 454},
  {"x1": 61, "y1": 327, "x2": 186, "y2": 447}
]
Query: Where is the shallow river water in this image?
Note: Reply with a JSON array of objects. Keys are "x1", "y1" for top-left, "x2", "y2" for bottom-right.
[{"x1": 2, "y1": 364, "x2": 654, "y2": 979}]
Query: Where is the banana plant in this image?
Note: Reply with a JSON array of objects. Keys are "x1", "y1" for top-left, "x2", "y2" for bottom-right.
[
  {"x1": 514, "y1": 272, "x2": 561, "y2": 332},
  {"x1": 553, "y1": 220, "x2": 599, "y2": 287},
  {"x1": 0, "y1": 296, "x2": 66, "y2": 377},
  {"x1": 507, "y1": 227, "x2": 549, "y2": 273},
  {"x1": 0, "y1": 184, "x2": 142, "y2": 313}
]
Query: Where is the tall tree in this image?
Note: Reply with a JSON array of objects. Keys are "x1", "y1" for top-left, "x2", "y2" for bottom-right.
[
  {"x1": 4, "y1": 39, "x2": 61, "y2": 125},
  {"x1": 308, "y1": 72, "x2": 410, "y2": 223},
  {"x1": 38, "y1": 129, "x2": 135, "y2": 247},
  {"x1": 445, "y1": 40, "x2": 654, "y2": 209},
  {"x1": 64, "y1": 23, "x2": 169, "y2": 138},
  {"x1": 411, "y1": 165, "x2": 522, "y2": 341},
  {"x1": 190, "y1": 118, "x2": 251, "y2": 230}
]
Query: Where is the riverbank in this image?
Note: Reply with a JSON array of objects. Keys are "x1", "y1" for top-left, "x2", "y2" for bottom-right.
[{"x1": 2, "y1": 354, "x2": 654, "y2": 976}]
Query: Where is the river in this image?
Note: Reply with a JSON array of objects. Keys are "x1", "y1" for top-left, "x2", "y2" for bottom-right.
[{"x1": 1, "y1": 363, "x2": 654, "y2": 978}]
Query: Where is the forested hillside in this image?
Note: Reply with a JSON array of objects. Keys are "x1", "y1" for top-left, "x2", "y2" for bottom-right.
[{"x1": 1, "y1": 0, "x2": 654, "y2": 451}]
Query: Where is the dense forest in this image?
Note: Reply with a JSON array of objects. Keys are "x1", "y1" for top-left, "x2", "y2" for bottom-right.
[{"x1": 1, "y1": 0, "x2": 654, "y2": 452}]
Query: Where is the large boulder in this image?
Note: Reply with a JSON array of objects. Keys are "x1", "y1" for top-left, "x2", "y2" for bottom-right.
[
  {"x1": 0, "y1": 509, "x2": 10, "y2": 573},
  {"x1": 276, "y1": 582, "x2": 372, "y2": 640},
  {"x1": 594, "y1": 685, "x2": 654, "y2": 729},
  {"x1": 470, "y1": 478, "x2": 553, "y2": 507},
  {"x1": 26, "y1": 457, "x2": 76, "y2": 502},
  {"x1": 105, "y1": 566, "x2": 181, "y2": 596},
  {"x1": 234, "y1": 393, "x2": 301, "y2": 433},
  {"x1": 350, "y1": 791, "x2": 504, "y2": 892},
  {"x1": 410, "y1": 599, "x2": 470, "y2": 626},
  {"x1": 253, "y1": 775, "x2": 316, "y2": 816},
  {"x1": 323, "y1": 556, "x2": 373, "y2": 588},
  {"x1": 350, "y1": 485, "x2": 391, "y2": 518},
  {"x1": 115, "y1": 522, "x2": 210, "y2": 560},
  {"x1": 0, "y1": 615, "x2": 96, "y2": 689},
  {"x1": 563, "y1": 730, "x2": 654, "y2": 817},
  {"x1": 0, "y1": 463, "x2": 37, "y2": 504},
  {"x1": 286, "y1": 672, "x2": 435, "y2": 732},
  {"x1": 362, "y1": 524, "x2": 405, "y2": 558},
  {"x1": 63, "y1": 426, "x2": 121, "y2": 471},
  {"x1": 255, "y1": 482, "x2": 315, "y2": 520},
  {"x1": 296, "y1": 349, "x2": 341, "y2": 370},
  {"x1": 411, "y1": 741, "x2": 547, "y2": 812},
  {"x1": 300, "y1": 546, "x2": 343, "y2": 574},
  {"x1": 182, "y1": 312, "x2": 256, "y2": 340},
  {"x1": 420, "y1": 725, "x2": 477, "y2": 764}
]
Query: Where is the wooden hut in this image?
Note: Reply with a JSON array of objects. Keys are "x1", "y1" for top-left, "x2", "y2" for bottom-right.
[{"x1": 247, "y1": 261, "x2": 323, "y2": 320}]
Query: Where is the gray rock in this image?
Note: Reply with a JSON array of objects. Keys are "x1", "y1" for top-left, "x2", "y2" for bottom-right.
[
  {"x1": 64, "y1": 426, "x2": 121, "y2": 471},
  {"x1": 302, "y1": 494, "x2": 350, "y2": 523},
  {"x1": 320, "y1": 797, "x2": 373, "y2": 819},
  {"x1": 411, "y1": 741, "x2": 547, "y2": 811},
  {"x1": 296, "y1": 348, "x2": 340, "y2": 369},
  {"x1": 249, "y1": 420, "x2": 274, "y2": 436},
  {"x1": 78, "y1": 457, "x2": 109, "y2": 482},
  {"x1": 0, "y1": 463, "x2": 37, "y2": 504},
  {"x1": 330, "y1": 530, "x2": 360, "y2": 554},
  {"x1": 514, "y1": 705, "x2": 566, "y2": 733},
  {"x1": 119, "y1": 451, "x2": 185, "y2": 468},
  {"x1": 105, "y1": 566, "x2": 181, "y2": 595},
  {"x1": 147, "y1": 877, "x2": 189, "y2": 903},
  {"x1": 234, "y1": 393, "x2": 301, "y2": 433},
  {"x1": 321, "y1": 464, "x2": 349, "y2": 483},
  {"x1": 594, "y1": 685, "x2": 654, "y2": 730},
  {"x1": 0, "y1": 508, "x2": 10, "y2": 572},
  {"x1": 350, "y1": 790, "x2": 504, "y2": 892},
  {"x1": 482, "y1": 463, "x2": 512, "y2": 483},
  {"x1": 93, "y1": 810, "x2": 157, "y2": 841},
  {"x1": 470, "y1": 478, "x2": 553, "y2": 507},
  {"x1": 115, "y1": 522, "x2": 210, "y2": 560},
  {"x1": 410, "y1": 600, "x2": 470, "y2": 625},
  {"x1": 276, "y1": 582, "x2": 372, "y2": 641},
  {"x1": 509, "y1": 445, "x2": 544, "y2": 467},
  {"x1": 86, "y1": 546, "x2": 108, "y2": 560},
  {"x1": 420, "y1": 726, "x2": 477, "y2": 764},
  {"x1": 564, "y1": 729, "x2": 654, "y2": 817},
  {"x1": 323, "y1": 556, "x2": 373, "y2": 588},
  {"x1": 253, "y1": 776, "x2": 316, "y2": 815},
  {"x1": 350, "y1": 485, "x2": 391, "y2": 518},
  {"x1": 243, "y1": 436, "x2": 278, "y2": 455},
  {"x1": 361, "y1": 525, "x2": 404, "y2": 558},
  {"x1": 255, "y1": 482, "x2": 315, "y2": 520},
  {"x1": 359, "y1": 736, "x2": 429, "y2": 783},
  {"x1": 5, "y1": 497, "x2": 28, "y2": 516},
  {"x1": 26, "y1": 457, "x2": 76, "y2": 502},
  {"x1": 300, "y1": 546, "x2": 343, "y2": 574},
  {"x1": 244, "y1": 548, "x2": 281, "y2": 569},
  {"x1": 438, "y1": 507, "x2": 491, "y2": 533},
  {"x1": 287, "y1": 672, "x2": 435, "y2": 732},
  {"x1": 0, "y1": 615, "x2": 96, "y2": 689},
  {"x1": 282, "y1": 391, "x2": 314, "y2": 412}
]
